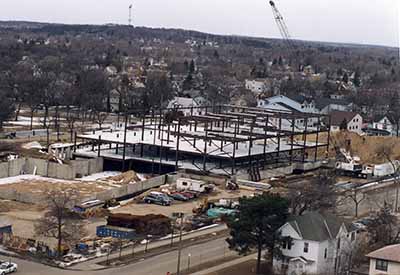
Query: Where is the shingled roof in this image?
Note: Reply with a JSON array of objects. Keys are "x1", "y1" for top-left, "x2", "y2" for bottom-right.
[
  {"x1": 330, "y1": 111, "x2": 359, "y2": 127},
  {"x1": 367, "y1": 244, "x2": 400, "y2": 263},
  {"x1": 287, "y1": 212, "x2": 346, "y2": 242}
]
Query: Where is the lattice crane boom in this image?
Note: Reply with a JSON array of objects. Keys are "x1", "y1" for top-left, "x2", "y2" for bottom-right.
[{"x1": 269, "y1": 1, "x2": 294, "y2": 48}]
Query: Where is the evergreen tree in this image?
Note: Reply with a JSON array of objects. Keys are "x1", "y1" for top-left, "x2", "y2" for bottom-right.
[{"x1": 226, "y1": 193, "x2": 289, "y2": 274}]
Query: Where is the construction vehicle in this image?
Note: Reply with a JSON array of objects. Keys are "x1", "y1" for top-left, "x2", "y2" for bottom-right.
[{"x1": 192, "y1": 198, "x2": 215, "y2": 215}]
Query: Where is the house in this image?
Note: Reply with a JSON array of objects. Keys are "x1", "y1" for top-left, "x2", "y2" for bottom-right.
[
  {"x1": 257, "y1": 95, "x2": 319, "y2": 128},
  {"x1": 315, "y1": 97, "x2": 353, "y2": 114},
  {"x1": 245, "y1": 79, "x2": 269, "y2": 94},
  {"x1": 367, "y1": 244, "x2": 400, "y2": 275},
  {"x1": 372, "y1": 116, "x2": 395, "y2": 136},
  {"x1": 274, "y1": 212, "x2": 358, "y2": 275},
  {"x1": 258, "y1": 95, "x2": 318, "y2": 114},
  {"x1": 330, "y1": 111, "x2": 363, "y2": 135},
  {"x1": 167, "y1": 97, "x2": 203, "y2": 116}
]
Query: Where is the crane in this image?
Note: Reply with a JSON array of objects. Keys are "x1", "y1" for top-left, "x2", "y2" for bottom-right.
[
  {"x1": 128, "y1": 4, "x2": 133, "y2": 26},
  {"x1": 269, "y1": 1, "x2": 294, "y2": 49}
]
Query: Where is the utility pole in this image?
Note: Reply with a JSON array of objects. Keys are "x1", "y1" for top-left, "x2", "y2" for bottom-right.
[{"x1": 173, "y1": 212, "x2": 184, "y2": 275}]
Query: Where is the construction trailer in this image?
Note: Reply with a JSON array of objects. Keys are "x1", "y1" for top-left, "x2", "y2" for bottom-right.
[
  {"x1": 74, "y1": 105, "x2": 330, "y2": 178},
  {"x1": 176, "y1": 178, "x2": 208, "y2": 193}
]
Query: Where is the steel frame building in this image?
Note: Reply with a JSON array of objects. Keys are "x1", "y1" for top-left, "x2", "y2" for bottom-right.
[{"x1": 74, "y1": 105, "x2": 330, "y2": 177}]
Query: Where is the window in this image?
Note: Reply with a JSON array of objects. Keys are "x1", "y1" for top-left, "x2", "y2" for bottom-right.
[
  {"x1": 351, "y1": 232, "x2": 356, "y2": 242},
  {"x1": 324, "y1": 248, "x2": 327, "y2": 259},
  {"x1": 303, "y1": 242, "x2": 309, "y2": 253},
  {"x1": 337, "y1": 238, "x2": 341, "y2": 250},
  {"x1": 376, "y1": 259, "x2": 388, "y2": 272},
  {"x1": 182, "y1": 182, "x2": 188, "y2": 186},
  {"x1": 282, "y1": 240, "x2": 291, "y2": 250}
]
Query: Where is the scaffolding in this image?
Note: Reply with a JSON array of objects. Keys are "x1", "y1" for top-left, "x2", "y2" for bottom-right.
[{"x1": 74, "y1": 105, "x2": 330, "y2": 177}]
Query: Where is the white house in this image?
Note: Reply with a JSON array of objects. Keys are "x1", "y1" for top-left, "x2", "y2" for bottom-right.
[
  {"x1": 372, "y1": 116, "x2": 395, "y2": 136},
  {"x1": 257, "y1": 95, "x2": 319, "y2": 128},
  {"x1": 274, "y1": 212, "x2": 357, "y2": 275},
  {"x1": 167, "y1": 97, "x2": 203, "y2": 116},
  {"x1": 245, "y1": 79, "x2": 267, "y2": 94},
  {"x1": 367, "y1": 244, "x2": 400, "y2": 275},
  {"x1": 330, "y1": 111, "x2": 363, "y2": 135}
]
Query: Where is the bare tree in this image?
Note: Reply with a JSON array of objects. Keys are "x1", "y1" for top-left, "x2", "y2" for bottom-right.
[
  {"x1": 288, "y1": 170, "x2": 337, "y2": 215},
  {"x1": 94, "y1": 111, "x2": 108, "y2": 130},
  {"x1": 34, "y1": 190, "x2": 87, "y2": 257},
  {"x1": 66, "y1": 111, "x2": 79, "y2": 142},
  {"x1": 368, "y1": 204, "x2": 400, "y2": 246},
  {"x1": 345, "y1": 187, "x2": 366, "y2": 218}
]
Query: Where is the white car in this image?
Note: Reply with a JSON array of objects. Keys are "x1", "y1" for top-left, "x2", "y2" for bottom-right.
[{"x1": 0, "y1": 262, "x2": 18, "y2": 274}]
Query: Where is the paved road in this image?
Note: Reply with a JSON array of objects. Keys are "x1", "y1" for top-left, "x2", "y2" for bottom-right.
[{"x1": 5, "y1": 237, "x2": 234, "y2": 275}]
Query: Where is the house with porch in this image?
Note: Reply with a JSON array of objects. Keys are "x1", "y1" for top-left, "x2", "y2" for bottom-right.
[{"x1": 273, "y1": 212, "x2": 358, "y2": 275}]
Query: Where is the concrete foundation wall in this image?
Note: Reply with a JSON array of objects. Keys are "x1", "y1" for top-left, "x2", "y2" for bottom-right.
[
  {"x1": 294, "y1": 161, "x2": 323, "y2": 172},
  {"x1": 175, "y1": 172, "x2": 227, "y2": 185},
  {"x1": 88, "y1": 158, "x2": 103, "y2": 174},
  {"x1": 0, "y1": 163, "x2": 8, "y2": 178},
  {"x1": 0, "y1": 188, "x2": 42, "y2": 204},
  {"x1": 25, "y1": 158, "x2": 48, "y2": 176},
  {"x1": 0, "y1": 159, "x2": 26, "y2": 178},
  {"x1": 72, "y1": 158, "x2": 104, "y2": 178},
  {"x1": 48, "y1": 162, "x2": 75, "y2": 180},
  {"x1": 237, "y1": 164, "x2": 294, "y2": 181},
  {"x1": 0, "y1": 157, "x2": 104, "y2": 181},
  {"x1": 92, "y1": 174, "x2": 168, "y2": 202}
]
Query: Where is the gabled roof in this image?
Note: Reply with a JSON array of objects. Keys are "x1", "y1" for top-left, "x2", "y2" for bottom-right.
[
  {"x1": 330, "y1": 111, "x2": 360, "y2": 127},
  {"x1": 167, "y1": 97, "x2": 199, "y2": 108},
  {"x1": 289, "y1": 256, "x2": 315, "y2": 264},
  {"x1": 315, "y1": 97, "x2": 350, "y2": 110},
  {"x1": 367, "y1": 244, "x2": 400, "y2": 263},
  {"x1": 286, "y1": 212, "x2": 346, "y2": 242},
  {"x1": 373, "y1": 115, "x2": 395, "y2": 124}
]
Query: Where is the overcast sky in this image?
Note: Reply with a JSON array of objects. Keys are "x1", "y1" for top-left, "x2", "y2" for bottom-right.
[{"x1": 1, "y1": 0, "x2": 399, "y2": 47}]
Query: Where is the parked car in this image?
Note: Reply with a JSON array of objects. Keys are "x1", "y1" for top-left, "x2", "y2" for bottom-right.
[
  {"x1": 169, "y1": 192, "x2": 189, "y2": 202},
  {"x1": 0, "y1": 262, "x2": 18, "y2": 274},
  {"x1": 143, "y1": 192, "x2": 172, "y2": 206},
  {"x1": 180, "y1": 192, "x2": 196, "y2": 200}
]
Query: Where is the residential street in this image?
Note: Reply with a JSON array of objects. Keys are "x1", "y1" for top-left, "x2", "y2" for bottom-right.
[{"x1": 5, "y1": 237, "x2": 234, "y2": 275}]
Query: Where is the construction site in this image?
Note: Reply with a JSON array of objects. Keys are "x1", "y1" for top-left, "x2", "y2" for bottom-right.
[{"x1": 74, "y1": 105, "x2": 330, "y2": 178}]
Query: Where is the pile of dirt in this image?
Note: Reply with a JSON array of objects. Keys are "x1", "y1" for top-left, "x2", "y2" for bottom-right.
[
  {"x1": 331, "y1": 132, "x2": 400, "y2": 164},
  {"x1": 107, "y1": 213, "x2": 171, "y2": 236},
  {"x1": 106, "y1": 170, "x2": 140, "y2": 184}
]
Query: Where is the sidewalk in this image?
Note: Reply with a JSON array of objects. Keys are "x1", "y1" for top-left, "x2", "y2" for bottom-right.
[
  {"x1": 70, "y1": 224, "x2": 228, "y2": 271},
  {"x1": 191, "y1": 254, "x2": 257, "y2": 275}
]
